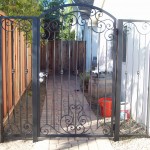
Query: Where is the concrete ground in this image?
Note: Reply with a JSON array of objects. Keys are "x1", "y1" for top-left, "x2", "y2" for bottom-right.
[
  {"x1": 1, "y1": 76, "x2": 150, "y2": 149},
  {"x1": 0, "y1": 137, "x2": 113, "y2": 150},
  {"x1": 1, "y1": 137, "x2": 150, "y2": 150}
]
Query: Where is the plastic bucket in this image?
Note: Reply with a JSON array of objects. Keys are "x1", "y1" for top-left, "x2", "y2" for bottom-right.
[
  {"x1": 120, "y1": 102, "x2": 130, "y2": 120},
  {"x1": 98, "y1": 97, "x2": 112, "y2": 117}
]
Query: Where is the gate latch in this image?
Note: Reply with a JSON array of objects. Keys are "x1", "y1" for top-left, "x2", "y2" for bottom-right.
[{"x1": 39, "y1": 72, "x2": 48, "y2": 82}]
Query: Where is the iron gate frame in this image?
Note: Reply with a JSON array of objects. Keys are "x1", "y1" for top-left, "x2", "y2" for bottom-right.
[
  {"x1": 36, "y1": 3, "x2": 118, "y2": 142},
  {"x1": 116, "y1": 19, "x2": 150, "y2": 139},
  {"x1": 0, "y1": 3, "x2": 150, "y2": 143},
  {"x1": 0, "y1": 16, "x2": 41, "y2": 142},
  {"x1": 0, "y1": 4, "x2": 120, "y2": 143}
]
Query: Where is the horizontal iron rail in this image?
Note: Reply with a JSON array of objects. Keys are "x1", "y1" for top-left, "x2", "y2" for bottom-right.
[
  {"x1": 119, "y1": 19, "x2": 150, "y2": 22},
  {"x1": 39, "y1": 134, "x2": 113, "y2": 138}
]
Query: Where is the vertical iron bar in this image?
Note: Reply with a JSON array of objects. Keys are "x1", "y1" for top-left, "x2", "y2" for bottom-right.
[
  {"x1": 114, "y1": 20, "x2": 123, "y2": 141},
  {"x1": 89, "y1": 26, "x2": 93, "y2": 119},
  {"x1": 147, "y1": 34, "x2": 150, "y2": 136},
  {"x1": 32, "y1": 17, "x2": 40, "y2": 142},
  {"x1": 60, "y1": 40, "x2": 63, "y2": 117},
  {"x1": 129, "y1": 25, "x2": 135, "y2": 134},
  {"x1": 45, "y1": 40, "x2": 48, "y2": 124},
  {"x1": 75, "y1": 22, "x2": 79, "y2": 134},
  {"x1": 81, "y1": 25, "x2": 85, "y2": 110},
  {"x1": 104, "y1": 39, "x2": 108, "y2": 124},
  {"x1": 11, "y1": 25, "x2": 15, "y2": 123},
  {"x1": 37, "y1": 18, "x2": 40, "y2": 137},
  {"x1": 124, "y1": 30, "x2": 128, "y2": 121},
  {"x1": 143, "y1": 35, "x2": 146, "y2": 121},
  {"x1": 0, "y1": 16, "x2": 4, "y2": 143},
  {"x1": 25, "y1": 32, "x2": 29, "y2": 123},
  {"x1": 111, "y1": 21, "x2": 117, "y2": 136},
  {"x1": 18, "y1": 25, "x2": 22, "y2": 134},
  {"x1": 53, "y1": 32, "x2": 56, "y2": 128},
  {"x1": 60, "y1": 15, "x2": 64, "y2": 118},
  {"x1": 82, "y1": 41, "x2": 85, "y2": 108},
  {"x1": 68, "y1": 40, "x2": 71, "y2": 114},
  {"x1": 136, "y1": 34, "x2": 141, "y2": 122},
  {"x1": 96, "y1": 33, "x2": 100, "y2": 129}
]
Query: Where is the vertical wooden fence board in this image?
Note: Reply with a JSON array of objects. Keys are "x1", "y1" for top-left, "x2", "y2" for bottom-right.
[
  {"x1": 40, "y1": 40, "x2": 86, "y2": 74},
  {"x1": 2, "y1": 19, "x2": 6, "y2": 117},
  {"x1": 0, "y1": 12, "x2": 32, "y2": 118}
]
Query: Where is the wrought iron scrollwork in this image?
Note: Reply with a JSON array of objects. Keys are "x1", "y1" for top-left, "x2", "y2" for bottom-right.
[
  {"x1": 4, "y1": 123, "x2": 20, "y2": 136},
  {"x1": 40, "y1": 7, "x2": 115, "y2": 40},
  {"x1": 40, "y1": 124, "x2": 60, "y2": 135},
  {"x1": 19, "y1": 20, "x2": 32, "y2": 32},
  {"x1": 123, "y1": 22, "x2": 150, "y2": 35},
  {"x1": 23, "y1": 122, "x2": 32, "y2": 135},
  {"x1": 104, "y1": 29, "x2": 114, "y2": 41},
  {"x1": 102, "y1": 124, "x2": 111, "y2": 135},
  {"x1": 41, "y1": 124, "x2": 51, "y2": 135},
  {"x1": 60, "y1": 104, "x2": 91, "y2": 134},
  {"x1": 1, "y1": 19, "x2": 32, "y2": 32},
  {"x1": 4, "y1": 122, "x2": 32, "y2": 137}
]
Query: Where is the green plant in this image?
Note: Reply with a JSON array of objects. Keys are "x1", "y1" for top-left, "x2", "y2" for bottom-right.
[
  {"x1": 0, "y1": 0, "x2": 41, "y2": 16},
  {"x1": 40, "y1": 0, "x2": 75, "y2": 40},
  {"x1": 79, "y1": 72, "x2": 90, "y2": 91}
]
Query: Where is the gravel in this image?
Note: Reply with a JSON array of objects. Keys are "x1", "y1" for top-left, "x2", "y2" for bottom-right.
[{"x1": 110, "y1": 137, "x2": 150, "y2": 150}]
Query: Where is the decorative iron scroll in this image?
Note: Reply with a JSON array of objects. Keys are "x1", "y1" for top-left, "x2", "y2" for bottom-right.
[
  {"x1": 4, "y1": 122, "x2": 32, "y2": 137},
  {"x1": 1, "y1": 19, "x2": 32, "y2": 32},
  {"x1": 40, "y1": 7, "x2": 114, "y2": 40},
  {"x1": 40, "y1": 104, "x2": 92, "y2": 135},
  {"x1": 60, "y1": 104, "x2": 91, "y2": 134},
  {"x1": 102, "y1": 124, "x2": 111, "y2": 135},
  {"x1": 4, "y1": 123, "x2": 20, "y2": 136},
  {"x1": 22, "y1": 122, "x2": 32, "y2": 135},
  {"x1": 123, "y1": 22, "x2": 150, "y2": 35}
]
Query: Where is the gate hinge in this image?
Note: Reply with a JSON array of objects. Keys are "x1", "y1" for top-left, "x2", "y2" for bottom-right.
[{"x1": 115, "y1": 29, "x2": 118, "y2": 35}]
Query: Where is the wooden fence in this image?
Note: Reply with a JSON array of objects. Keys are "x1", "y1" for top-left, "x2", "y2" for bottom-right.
[
  {"x1": 40, "y1": 40, "x2": 86, "y2": 74},
  {"x1": 0, "y1": 11, "x2": 32, "y2": 118}
]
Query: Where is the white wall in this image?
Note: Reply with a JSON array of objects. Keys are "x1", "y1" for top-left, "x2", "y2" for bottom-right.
[
  {"x1": 84, "y1": 25, "x2": 98, "y2": 72},
  {"x1": 92, "y1": 0, "x2": 150, "y2": 127},
  {"x1": 84, "y1": 14, "x2": 114, "y2": 72},
  {"x1": 121, "y1": 22, "x2": 150, "y2": 125},
  {"x1": 102, "y1": 0, "x2": 150, "y2": 20}
]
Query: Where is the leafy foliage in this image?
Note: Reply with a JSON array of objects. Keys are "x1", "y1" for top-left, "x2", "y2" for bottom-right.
[
  {"x1": 40, "y1": 0, "x2": 75, "y2": 40},
  {"x1": 59, "y1": 4, "x2": 75, "y2": 40},
  {"x1": 0, "y1": 0, "x2": 75, "y2": 40},
  {"x1": 0, "y1": 0, "x2": 41, "y2": 16},
  {"x1": 40, "y1": 0, "x2": 65, "y2": 11},
  {"x1": 60, "y1": 0, "x2": 75, "y2": 40}
]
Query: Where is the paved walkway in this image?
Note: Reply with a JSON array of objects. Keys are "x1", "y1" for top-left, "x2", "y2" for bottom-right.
[
  {"x1": 1, "y1": 76, "x2": 150, "y2": 149},
  {"x1": 35, "y1": 137, "x2": 113, "y2": 150},
  {"x1": 40, "y1": 75, "x2": 108, "y2": 135},
  {"x1": 0, "y1": 75, "x2": 114, "y2": 150},
  {"x1": 0, "y1": 137, "x2": 113, "y2": 150},
  {"x1": 37, "y1": 75, "x2": 113, "y2": 149}
]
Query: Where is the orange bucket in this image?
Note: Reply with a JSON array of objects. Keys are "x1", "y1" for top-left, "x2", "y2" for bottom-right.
[{"x1": 98, "y1": 97, "x2": 112, "y2": 117}]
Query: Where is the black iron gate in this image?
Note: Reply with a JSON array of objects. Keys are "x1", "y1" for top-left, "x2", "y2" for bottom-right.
[
  {"x1": 0, "y1": 3, "x2": 150, "y2": 143},
  {"x1": 37, "y1": 3, "x2": 117, "y2": 141}
]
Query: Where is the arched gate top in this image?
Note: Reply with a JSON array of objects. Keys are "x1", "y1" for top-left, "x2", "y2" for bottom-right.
[{"x1": 39, "y1": 3, "x2": 116, "y2": 20}]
